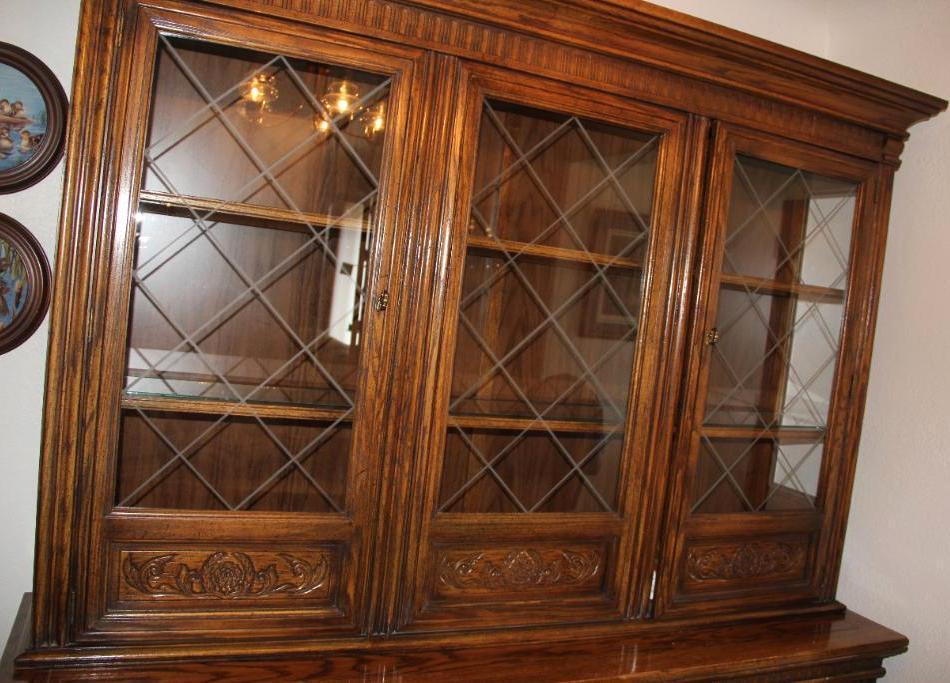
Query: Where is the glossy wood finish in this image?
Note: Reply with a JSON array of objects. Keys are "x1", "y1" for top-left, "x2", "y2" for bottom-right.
[
  {"x1": 3, "y1": 594, "x2": 908, "y2": 681},
  {"x1": 17, "y1": 0, "x2": 946, "y2": 675}
]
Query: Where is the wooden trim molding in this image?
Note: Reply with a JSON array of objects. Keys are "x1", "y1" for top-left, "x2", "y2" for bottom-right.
[{"x1": 203, "y1": 0, "x2": 946, "y2": 156}]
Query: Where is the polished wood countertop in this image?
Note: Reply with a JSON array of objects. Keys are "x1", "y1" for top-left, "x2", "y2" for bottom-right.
[{"x1": 1, "y1": 594, "x2": 906, "y2": 682}]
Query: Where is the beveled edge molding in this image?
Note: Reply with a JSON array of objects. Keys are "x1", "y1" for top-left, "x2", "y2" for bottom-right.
[
  {"x1": 410, "y1": 0, "x2": 947, "y2": 132},
  {"x1": 437, "y1": 548, "x2": 602, "y2": 591},
  {"x1": 120, "y1": 550, "x2": 331, "y2": 600},
  {"x1": 206, "y1": 0, "x2": 946, "y2": 141},
  {"x1": 685, "y1": 541, "x2": 807, "y2": 583}
]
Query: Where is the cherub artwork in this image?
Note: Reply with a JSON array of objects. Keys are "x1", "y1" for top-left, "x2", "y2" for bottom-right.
[{"x1": 0, "y1": 63, "x2": 48, "y2": 173}]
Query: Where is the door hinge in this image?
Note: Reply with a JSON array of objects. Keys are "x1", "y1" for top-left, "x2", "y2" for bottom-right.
[{"x1": 649, "y1": 569, "x2": 657, "y2": 602}]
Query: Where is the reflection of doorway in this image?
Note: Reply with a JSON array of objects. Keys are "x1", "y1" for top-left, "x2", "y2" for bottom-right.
[{"x1": 328, "y1": 209, "x2": 369, "y2": 348}]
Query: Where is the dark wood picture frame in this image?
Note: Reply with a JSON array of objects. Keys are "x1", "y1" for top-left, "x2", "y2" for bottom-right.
[
  {"x1": 0, "y1": 42, "x2": 68, "y2": 194},
  {"x1": 0, "y1": 213, "x2": 51, "y2": 353}
]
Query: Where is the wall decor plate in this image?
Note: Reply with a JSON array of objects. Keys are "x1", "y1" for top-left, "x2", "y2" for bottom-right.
[
  {"x1": 0, "y1": 42, "x2": 67, "y2": 194},
  {"x1": 0, "y1": 214, "x2": 50, "y2": 353}
]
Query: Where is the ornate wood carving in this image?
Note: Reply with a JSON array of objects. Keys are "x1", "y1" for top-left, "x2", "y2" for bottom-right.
[
  {"x1": 121, "y1": 551, "x2": 330, "y2": 599},
  {"x1": 686, "y1": 542, "x2": 807, "y2": 582},
  {"x1": 437, "y1": 548, "x2": 601, "y2": 591}
]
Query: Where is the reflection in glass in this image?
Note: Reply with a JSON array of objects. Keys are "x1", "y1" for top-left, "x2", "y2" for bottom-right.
[
  {"x1": 691, "y1": 436, "x2": 823, "y2": 513},
  {"x1": 439, "y1": 99, "x2": 660, "y2": 513},
  {"x1": 694, "y1": 154, "x2": 857, "y2": 515},
  {"x1": 117, "y1": 37, "x2": 392, "y2": 512}
]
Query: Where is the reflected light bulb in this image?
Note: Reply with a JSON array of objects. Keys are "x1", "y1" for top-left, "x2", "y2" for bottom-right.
[
  {"x1": 360, "y1": 101, "x2": 386, "y2": 139},
  {"x1": 237, "y1": 73, "x2": 280, "y2": 126},
  {"x1": 320, "y1": 80, "x2": 360, "y2": 121}
]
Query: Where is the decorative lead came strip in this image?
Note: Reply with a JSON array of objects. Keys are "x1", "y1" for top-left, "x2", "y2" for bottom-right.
[
  {"x1": 438, "y1": 548, "x2": 601, "y2": 590},
  {"x1": 686, "y1": 542, "x2": 806, "y2": 582},
  {"x1": 122, "y1": 551, "x2": 330, "y2": 598}
]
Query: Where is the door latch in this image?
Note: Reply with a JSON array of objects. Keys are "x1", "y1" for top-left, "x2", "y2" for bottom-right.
[{"x1": 704, "y1": 328, "x2": 721, "y2": 346}]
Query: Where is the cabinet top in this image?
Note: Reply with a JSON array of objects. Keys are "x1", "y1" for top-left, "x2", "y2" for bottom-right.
[{"x1": 403, "y1": 0, "x2": 946, "y2": 135}]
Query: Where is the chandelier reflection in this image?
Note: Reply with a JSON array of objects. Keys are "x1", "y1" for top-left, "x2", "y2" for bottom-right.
[
  {"x1": 359, "y1": 101, "x2": 386, "y2": 138},
  {"x1": 235, "y1": 73, "x2": 280, "y2": 126},
  {"x1": 237, "y1": 72, "x2": 386, "y2": 139}
]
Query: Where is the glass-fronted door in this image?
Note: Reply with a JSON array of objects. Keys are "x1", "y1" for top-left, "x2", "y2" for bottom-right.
[
  {"x1": 395, "y1": 64, "x2": 690, "y2": 631},
  {"x1": 85, "y1": 8, "x2": 422, "y2": 640},
  {"x1": 660, "y1": 125, "x2": 877, "y2": 615}
]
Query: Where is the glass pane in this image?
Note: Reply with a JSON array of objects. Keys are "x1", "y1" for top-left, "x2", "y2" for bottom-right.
[
  {"x1": 117, "y1": 411, "x2": 351, "y2": 512},
  {"x1": 126, "y1": 213, "x2": 367, "y2": 407},
  {"x1": 117, "y1": 36, "x2": 392, "y2": 512},
  {"x1": 691, "y1": 436, "x2": 823, "y2": 513},
  {"x1": 144, "y1": 38, "x2": 387, "y2": 215},
  {"x1": 439, "y1": 98, "x2": 660, "y2": 514},
  {"x1": 450, "y1": 251, "x2": 642, "y2": 422},
  {"x1": 695, "y1": 153, "x2": 857, "y2": 516},
  {"x1": 705, "y1": 155, "x2": 855, "y2": 431},
  {"x1": 705, "y1": 290, "x2": 844, "y2": 428},
  {"x1": 724, "y1": 155, "x2": 856, "y2": 288},
  {"x1": 439, "y1": 428, "x2": 623, "y2": 513}
]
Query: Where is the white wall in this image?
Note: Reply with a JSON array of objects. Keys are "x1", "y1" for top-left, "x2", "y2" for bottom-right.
[
  {"x1": 823, "y1": 3, "x2": 950, "y2": 682},
  {"x1": 0, "y1": 0, "x2": 81, "y2": 643},
  {"x1": 0, "y1": 2, "x2": 946, "y2": 680}
]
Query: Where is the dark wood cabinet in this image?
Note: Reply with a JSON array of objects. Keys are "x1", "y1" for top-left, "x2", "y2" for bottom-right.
[{"x1": 8, "y1": 0, "x2": 945, "y2": 679}]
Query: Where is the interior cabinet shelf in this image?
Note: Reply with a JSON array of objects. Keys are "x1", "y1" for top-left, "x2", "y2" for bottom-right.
[
  {"x1": 700, "y1": 425, "x2": 826, "y2": 442},
  {"x1": 120, "y1": 393, "x2": 353, "y2": 422},
  {"x1": 718, "y1": 272, "x2": 846, "y2": 303},
  {"x1": 467, "y1": 234, "x2": 643, "y2": 271},
  {"x1": 138, "y1": 189, "x2": 369, "y2": 234},
  {"x1": 450, "y1": 414, "x2": 621, "y2": 434}
]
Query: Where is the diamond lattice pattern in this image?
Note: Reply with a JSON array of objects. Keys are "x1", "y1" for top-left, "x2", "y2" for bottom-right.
[
  {"x1": 439, "y1": 99, "x2": 660, "y2": 513},
  {"x1": 693, "y1": 155, "x2": 857, "y2": 513},
  {"x1": 118, "y1": 37, "x2": 391, "y2": 512}
]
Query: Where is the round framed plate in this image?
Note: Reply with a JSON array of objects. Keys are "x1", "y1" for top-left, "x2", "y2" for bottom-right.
[
  {"x1": 0, "y1": 214, "x2": 51, "y2": 353},
  {"x1": 0, "y1": 42, "x2": 68, "y2": 194}
]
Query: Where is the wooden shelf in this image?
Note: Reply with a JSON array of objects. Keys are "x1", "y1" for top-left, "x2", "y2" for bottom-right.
[
  {"x1": 719, "y1": 272, "x2": 845, "y2": 303},
  {"x1": 702, "y1": 424, "x2": 825, "y2": 444},
  {"x1": 121, "y1": 393, "x2": 352, "y2": 423},
  {"x1": 138, "y1": 189, "x2": 369, "y2": 234},
  {"x1": 467, "y1": 234, "x2": 642, "y2": 271},
  {"x1": 451, "y1": 413, "x2": 622, "y2": 434}
]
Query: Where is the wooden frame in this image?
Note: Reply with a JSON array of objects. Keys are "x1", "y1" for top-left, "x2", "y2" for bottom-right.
[
  {"x1": 0, "y1": 43, "x2": 68, "y2": 194},
  {"x1": 12, "y1": 0, "x2": 946, "y2": 676},
  {"x1": 656, "y1": 124, "x2": 882, "y2": 618},
  {"x1": 0, "y1": 214, "x2": 51, "y2": 353}
]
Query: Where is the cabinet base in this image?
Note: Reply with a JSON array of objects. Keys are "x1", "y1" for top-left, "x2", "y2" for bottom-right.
[{"x1": 2, "y1": 593, "x2": 906, "y2": 681}]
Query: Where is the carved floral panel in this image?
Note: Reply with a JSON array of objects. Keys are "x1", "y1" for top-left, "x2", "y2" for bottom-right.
[
  {"x1": 434, "y1": 546, "x2": 604, "y2": 598},
  {"x1": 684, "y1": 540, "x2": 808, "y2": 587},
  {"x1": 118, "y1": 549, "x2": 336, "y2": 602}
]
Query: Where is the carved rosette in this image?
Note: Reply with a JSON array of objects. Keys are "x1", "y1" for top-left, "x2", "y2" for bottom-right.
[
  {"x1": 686, "y1": 542, "x2": 806, "y2": 581},
  {"x1": 438, "y1": 548, "x2": 601, "y2": 590},
  {"x1": 122, "y1": 551, "x2": 329, "y2": 599}
]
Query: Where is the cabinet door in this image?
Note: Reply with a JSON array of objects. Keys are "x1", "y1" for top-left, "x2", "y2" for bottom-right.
[
  {"x1": 74, "y1": 5, "x2": 422, "y2": 643},
  {"x1": 658, "y1": 125, "x2": 880, "y2": 616},
  {"x1": 389, "y1": 63, "x2": 690, "y2": 631}
]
